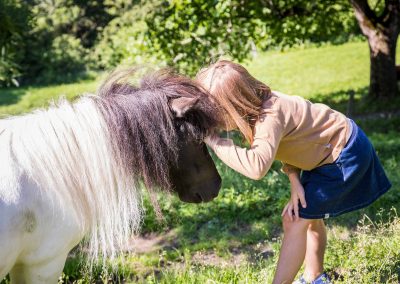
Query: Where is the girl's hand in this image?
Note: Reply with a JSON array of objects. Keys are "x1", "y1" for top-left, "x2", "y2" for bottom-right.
[
  {"x1": 204, "y1": 133, "x2": 219, "y2": 147},
  {"x1": 203, "y1": 134, "x2": 213, "y2": 146},
  {"x1": 281, "y1": 177, "x2": 307, "y2": 221}
]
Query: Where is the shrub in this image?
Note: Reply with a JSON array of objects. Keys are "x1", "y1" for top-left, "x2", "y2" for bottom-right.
[
  {"x1": 0, "y1": 47, "x2": 22, "y2": 87},
  {"x1": 90, "y1": 2, "x2": 161, "y2": 71},
  {"x1": 35, "y1": 35, "x2": 89, "y2": 84},
  {"x1": 0, "y1": 0, "x2": 31, "y2": 87}
]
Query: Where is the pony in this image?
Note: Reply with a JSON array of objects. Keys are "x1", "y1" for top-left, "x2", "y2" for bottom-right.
[{"x1": 0, "y1": 68, "x2": 221, "y2": 283}]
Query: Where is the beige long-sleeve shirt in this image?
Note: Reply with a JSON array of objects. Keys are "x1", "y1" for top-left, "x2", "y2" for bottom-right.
[{"x1": 206, "y1": 91, "x2": 351, "y2": 180}]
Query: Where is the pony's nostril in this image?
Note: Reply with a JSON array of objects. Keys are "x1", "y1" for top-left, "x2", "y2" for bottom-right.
[
  {"x1": 215, "y1": 176, "x2": 222, "y2": 189},
  {"x1": 211, "y1": 190, "x2": 219, "y2": 199},
  {"x1": 195, "y1": 193, "x2": 203, "y2": 202}
]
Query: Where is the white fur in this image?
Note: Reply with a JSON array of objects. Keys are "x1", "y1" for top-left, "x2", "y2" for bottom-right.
[{"x1": 0, "y1": 97, "x2": 142, "y2": 283}]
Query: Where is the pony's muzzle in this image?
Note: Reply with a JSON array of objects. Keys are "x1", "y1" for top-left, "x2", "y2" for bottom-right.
[
  {"x1": 177, "y1": 175, "x2": 221, "y2": 203},
  {"x1": 195, "y1": 175, "x2": 222, "y2": 203}
]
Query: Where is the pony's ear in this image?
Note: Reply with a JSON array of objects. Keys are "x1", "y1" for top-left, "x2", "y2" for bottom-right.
[{"x1": 170, "y1": 97, "x2": 199, "y2": 117}]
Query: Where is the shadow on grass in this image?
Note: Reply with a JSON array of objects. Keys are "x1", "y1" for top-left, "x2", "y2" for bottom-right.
[
  {"x1": 0, "y1": 88, "x2": 27, "y2": 106},
  {"x1": 310, "y1": 86, "x2": 400, "y2": 117},
  {"x1": 21, "y1": 70, "x2": 96, "y2": 89},
  {"x1": 0, "y1": 71, "x2": 97, "y2": 108}
]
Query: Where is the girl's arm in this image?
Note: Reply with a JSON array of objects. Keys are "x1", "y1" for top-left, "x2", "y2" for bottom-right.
[
  {"x1": 205, "y1": 106, "x2": 285, "y2": 180},
  {"x1": 281, "y1": 169, "x2": 307, "y2": 221}
]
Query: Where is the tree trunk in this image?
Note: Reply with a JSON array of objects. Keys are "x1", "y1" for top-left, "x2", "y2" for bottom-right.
[
  {"x1": 350, "y1": 0, "x2": 400, "y2": 98},
  {"x1": 368, "y1": 33, "x2": 398, "y2": 98}
]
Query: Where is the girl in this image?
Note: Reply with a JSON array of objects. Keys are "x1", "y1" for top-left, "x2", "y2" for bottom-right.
[{"x1": 197, "y1": 60, "x2": 391, "y2": 284}]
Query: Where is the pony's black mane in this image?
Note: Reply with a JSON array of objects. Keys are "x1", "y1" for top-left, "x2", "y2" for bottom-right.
[{"x1": 95, "y1": 68, "x2": 219, "y2": 190}]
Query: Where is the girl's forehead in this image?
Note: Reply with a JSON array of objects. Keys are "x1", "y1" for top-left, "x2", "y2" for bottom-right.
[
  {"x1": 198, "y1": 64, "x2": 245, "y2": 95},
  {"x1": 197, "y1": 68, "x2": 215, "y2": 89}
]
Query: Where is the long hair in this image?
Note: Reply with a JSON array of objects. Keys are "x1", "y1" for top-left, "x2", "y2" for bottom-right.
[
  {"x1": 6, "y1": 68, "x2": 218, "y2": 263},
  {"x1": 196, "y1": 60, "x2": 271, "y2": 143},
  {"x1": 95, "y1": 68, "x2": 219, "y2": 191}
]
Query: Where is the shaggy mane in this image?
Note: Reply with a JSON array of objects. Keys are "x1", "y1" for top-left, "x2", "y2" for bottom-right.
[
  {"x1": 95, "y1": 68, "x2": 219, "y2": 190},
  {"x1": 5, "y1": 67, "x2": 219, "y2": 264}
]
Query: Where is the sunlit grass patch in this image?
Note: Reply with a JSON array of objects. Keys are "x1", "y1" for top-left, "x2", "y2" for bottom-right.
[
  {"x1": 246, "y1": 41, "x2": 370, "y2": 99},
  {"x1": 0, "y1": 80, "x2": 98, "y2": 117}
]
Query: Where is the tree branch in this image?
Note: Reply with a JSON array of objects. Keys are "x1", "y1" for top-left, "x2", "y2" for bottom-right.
[
  {"x1": 350, "y1": 0, "x2": 379, "y2": 37},
  {"x1": 381, "y1": 0, "x2": 400, "y2": 27},
  {"x1": 350, "y1": 0, "x2": 379, "y2": 22}
]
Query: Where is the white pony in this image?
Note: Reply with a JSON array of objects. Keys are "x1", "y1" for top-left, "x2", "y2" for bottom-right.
[{"x1": 0, "y1": 69, "x2": 221, "y2": 283}]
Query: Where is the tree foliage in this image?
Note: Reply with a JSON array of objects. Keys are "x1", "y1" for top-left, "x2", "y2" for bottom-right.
[
  {"x1": 0, "y1": 0, "x2": 371, "y2": 87},
  {"x1": 145, "y1": 0, "x2": 399, "y2": 97},
  {"x1": 21, "y1": 0, "x2": 123, "y2": 84},
  {"x1": 0, "y1": 0, "x2": 31, "y2": 86},
  {"x1": 0, "y1": 0, "x2": 142, "y2": 86},
  {"x1": 144, "y1": 0, "x2": 358, "y2": 74},
  {"x1": 145, "y1": 1, "x2": 263, "y2": 74},
  {"x1": 90, "y1": 1, "x2": 157, "y2": 70}
]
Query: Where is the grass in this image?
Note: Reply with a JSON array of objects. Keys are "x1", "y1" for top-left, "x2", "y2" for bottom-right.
[
  {"x1": 0, "y1": 80, "x2": 99, "y2": 117},
  {"x1": 247, "y1": 40, "x2": 400, "y2": 98},
  {"x1": 2, "y1": 41, "x2": 400, "y2": 118},
  {"x1": 246, "y1": 41, "x2": 371, "y2": 99},
  {"x1": 1, "y1": 40, "x2": 400, "y2": 283},
  {"x1": 245, "y1": 40, "x2": 400, "y2": 115}
]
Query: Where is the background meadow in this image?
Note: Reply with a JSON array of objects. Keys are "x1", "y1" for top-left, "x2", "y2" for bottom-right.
[{"x1": 1, "y1": 1, "x2": 400, "y2": 283}]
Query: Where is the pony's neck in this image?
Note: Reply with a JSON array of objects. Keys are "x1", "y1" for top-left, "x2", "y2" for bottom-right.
[{"x1": 8, "y1": 97, "x2": 142, "y2": 260}]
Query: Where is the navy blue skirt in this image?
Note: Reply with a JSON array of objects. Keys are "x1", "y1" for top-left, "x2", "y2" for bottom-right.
[{"x1": 299, "y1": 120, "x2": 391, "y2": 219}]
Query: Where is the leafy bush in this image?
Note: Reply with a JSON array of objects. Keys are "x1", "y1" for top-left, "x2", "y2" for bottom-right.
[
  {"x1": 1, "y1": 0, "x2": 130, "y2": 86},
  {"x1": 20, "y1": 1, "x2": 92, "y2": 84},
  {"x1": 34, "y1": 34, "x2": 89, "y2": 84},
  {"x1": 0, "y1": 0, "x2": 31, "y2": 87},
  {"x1": 90, "y1": 2, "x2": 160, "y2": 71},
  {"x1": 0, "y1": 47, "x2": 22, "y2": 87}
]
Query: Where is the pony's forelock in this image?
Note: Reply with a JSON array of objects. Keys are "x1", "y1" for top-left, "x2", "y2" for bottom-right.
[{"x1": 96, "y1": 68, "x2": 220, "y2": 190}]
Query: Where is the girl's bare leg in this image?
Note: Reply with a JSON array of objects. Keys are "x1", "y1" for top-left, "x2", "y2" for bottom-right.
[
  {"x1": 272, "y1": 214, "x2": 315, "y2": 284},
  {"x1": 303, "y1": 219, "x2": 327, "y2": 281}
]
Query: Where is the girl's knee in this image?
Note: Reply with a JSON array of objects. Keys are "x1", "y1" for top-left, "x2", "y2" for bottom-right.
[
  {"x1": 282, "y1": 215, "x2": 315, "y2": 233},
  {"x1": 308, "y1": 218, "x2": 325, "y2": 231}
]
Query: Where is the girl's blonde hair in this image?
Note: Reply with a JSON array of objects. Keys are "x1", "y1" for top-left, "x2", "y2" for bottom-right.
[{"x1": 196, "y1": 60, "x2": 271, "y2": 143}]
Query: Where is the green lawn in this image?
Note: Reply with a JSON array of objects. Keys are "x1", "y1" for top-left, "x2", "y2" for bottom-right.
[
  {"x1": 2, "y1": 40, "x2": 399, "y2": 117},
  {"x1": 1, "y1": 40, "x2": 400, "y2": 283},
  {"x1": 0, "y1": 80, "x2": 98, "y2": 117},
  {"x1": 246, "y1": 41, "x2": 371, "y2": 99}
]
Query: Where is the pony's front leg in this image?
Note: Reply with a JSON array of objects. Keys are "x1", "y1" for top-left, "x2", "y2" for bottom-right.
[{"x1": 10, "y1": 252, "x2": 69, "y2": 284}]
